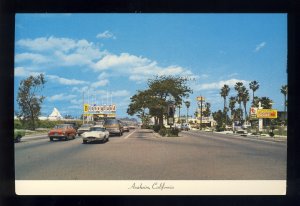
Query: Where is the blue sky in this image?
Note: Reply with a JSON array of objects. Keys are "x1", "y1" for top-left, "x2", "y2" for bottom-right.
[{"x1": 14, "y1": 13, "x2": 287, "y2": 119}]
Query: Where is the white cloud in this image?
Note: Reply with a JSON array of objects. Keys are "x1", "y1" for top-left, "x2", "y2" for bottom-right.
[
  {"x1": 16, "y1": 36, "x2": 107, "y2": 68},
  {"x1": 47, "y1": 75, "x2": 88, "y2": 85},
  {"x1": 91, "y1": 79, "x2": 109, "y2": 88},
  {"x1": 96, "y1": 31, "x2": 116, "y2": 39},
  {"x1": 48, "y1": 93, "x2": 76, "y2": 101},
  {"x1": 93, "y1": 53, "x2": 151, "y2": 71},
  {"x1": 194, "y1": 78, "x2": 250, "y2": 91},
  {"x1": 15, "y1": 67, "x2": 43, "y2": 77},
  {"x1": 17, "y1": 36, "x2": 77, "y2": 52},
  {"x1": 16, "y1": 36, "x2": 197, "y2": 84},
  {"x1": 254, "y1": 42, "x2": 266, "y2": 52},
  {"x1": 15, "y1": 53, "x2": 49, "y2": 63}
]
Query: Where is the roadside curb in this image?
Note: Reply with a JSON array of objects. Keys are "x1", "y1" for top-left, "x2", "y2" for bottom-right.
[
  {"x1": 21, "y1": 134, "x2": 48, "y2": 141},
  {"x1": 213, "y1": 132, "x2": 287, "y2": 143}
]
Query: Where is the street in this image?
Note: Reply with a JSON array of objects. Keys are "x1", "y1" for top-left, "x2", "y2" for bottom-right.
[{"x1": 15, "y1": 128, "x2": 286, "y2": 180}]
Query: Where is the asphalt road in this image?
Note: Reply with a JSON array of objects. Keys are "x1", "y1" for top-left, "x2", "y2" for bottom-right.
[{"x1": 15, "y1": 129, "x2": 286, "y2": 180}]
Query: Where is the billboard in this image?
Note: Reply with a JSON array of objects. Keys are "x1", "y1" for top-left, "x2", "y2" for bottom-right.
[{"x1": 257, "y1": 109, "x2": 278, "y2": 119}]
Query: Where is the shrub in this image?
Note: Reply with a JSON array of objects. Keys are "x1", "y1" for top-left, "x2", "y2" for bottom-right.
[
  {"x1": 269, "y1": 132, "x2": 275, "y2": 137},
  {"x1": 158, "y1": 127, "x2": 167, "y2": 136},
  {"x1": 153, "y1": 125, "x2": 161, "y2": 133},
  {"x1": 167, "y1": 128, "x2": 180, "y2": 137}
]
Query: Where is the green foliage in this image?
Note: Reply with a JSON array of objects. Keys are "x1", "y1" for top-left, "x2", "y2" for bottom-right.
[
  {"x1": 167, "y1": 128, "x2": 180, "y2": 137},
  {"x1": 127, "y1": 75, "x2": 192, "y2": 126},
  {"x1": 153, "y1": 125, "x2": 161, "y2": 133},
  {"x1": 158, "y1": 127, "x2": 167, "y2": 136},
  {"x1": 212, "y1": 110, "x2": 226, "y2": 131},
  {"x1": 14, "y1": 120, "x2": 22, "y2": 129}
]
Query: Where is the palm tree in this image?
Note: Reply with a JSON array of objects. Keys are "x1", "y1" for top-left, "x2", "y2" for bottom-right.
[
  {"x1": 234, "y1": 82, "x2": 244, "y2": 120},
  {"x1": 280, "y1": 85, "x2": 288, "y2": 112},
  {"x1": 259, "y1": 97, "x2": 273, "y2": 109},
  {"x1": 202, "y1": 102, "x2": 211, "y2": 117},
  {"x1": 249, "y1": 81, "x2": 260, "y2": 105},
  {"x1": 241, "y1": 87, "x2": 250, "y2": 119},
  {"x1": 177, "y1": 103, "x2": 182, "y2": 123},
  {"x1": 220, "y1": 84, "x2": 230, "y2": 125},
  {"x1": 229, "y1": 96, "x2": 236, "y2": 120},
  {"x1": 184, "y1": 101, "x2": 190, "y2": 123}
]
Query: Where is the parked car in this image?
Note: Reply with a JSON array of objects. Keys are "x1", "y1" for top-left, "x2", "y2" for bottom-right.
[
  {"x1": 103, "y1": 119, "x2": 123, "y2": 136},
  {"x1": 77, "y1": 123, "x2": 94, "y2": 136},
  {"x1": 82, "y1": 125, "x2": 110, "y2": 144},
  {"x1": 14, "y1": 129, "x2": 25, "y2": 143},
  {"x1": 48, "y1": 124, "x2": 77, "y2": 141},
  {"x1": 129, "y1": 125, "x2": 136, "y2": 129},
  {"x1": 181, "y1": 123, "x2": 191, "y2": 131}
]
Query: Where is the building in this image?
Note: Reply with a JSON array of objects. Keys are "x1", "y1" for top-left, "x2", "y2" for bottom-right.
[{"x1": 48, "y1": 107, "x2": 63, "y2": 120}]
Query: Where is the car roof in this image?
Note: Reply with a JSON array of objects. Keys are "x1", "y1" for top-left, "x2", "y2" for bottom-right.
[{"x1": 91, "y1": 125, "x2": 105, "y2": 128}]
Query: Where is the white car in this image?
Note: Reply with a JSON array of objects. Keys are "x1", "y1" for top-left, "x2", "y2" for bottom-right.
[{"x1": 82, "y1": 125, "x2": 110, "y2": 144}]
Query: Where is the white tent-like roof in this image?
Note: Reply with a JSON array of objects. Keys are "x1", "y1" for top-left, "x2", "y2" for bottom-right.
[{"x1": 48, "y1": 107, "x2": 62, "y2": 120}]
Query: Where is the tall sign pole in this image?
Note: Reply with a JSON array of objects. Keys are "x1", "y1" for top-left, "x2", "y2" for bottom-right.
[
  {"x1": 197, "y1": 96, "x2": 205, "y2": 130},
  {"x1": 82, "y1": 91, "x2": 85, "y2": 124},
  {"x1": 258, "y1": 101, "x2": 263, "y2": 132}
]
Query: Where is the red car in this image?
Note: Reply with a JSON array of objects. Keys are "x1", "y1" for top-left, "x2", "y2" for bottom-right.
[{"x1": 48, "y1": 124, "x2": 77, "y2": 141}]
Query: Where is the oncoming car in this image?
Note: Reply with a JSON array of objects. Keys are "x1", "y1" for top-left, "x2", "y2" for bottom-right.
[
  {"x1": 77, "y1": 123, "x2": 93, "y2": 136},
  {"x1": 103, "y1": 119, "x2": 123, "y2": 136},
  {"x1": 48, "y1": 124, "x2": 77, "y2": 141},
  {"x1": 82, "y1": 125, "x2": 110, "y2": 144}
]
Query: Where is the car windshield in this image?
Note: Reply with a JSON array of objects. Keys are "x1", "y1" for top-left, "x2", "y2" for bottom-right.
[
  {"x1": 90, "y1": 127, "x2": 105, "y2": 132},
  {"x1": 55, "y1": 124, "x2": 68, "y2": 129},
  {"x1": 104, "y1": 119, "x2": 119, "y2": 125}
]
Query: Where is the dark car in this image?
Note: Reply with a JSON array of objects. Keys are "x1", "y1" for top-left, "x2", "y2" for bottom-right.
[
  {"x1": 103, "y1": 119, "x2": 123, "y2": 136},
  {"x1": 64, "y1": 122, "x2": 79, "y2": 131},
  {"x1": 14, "y1": 129, "x2": 25, "y2": 143}
]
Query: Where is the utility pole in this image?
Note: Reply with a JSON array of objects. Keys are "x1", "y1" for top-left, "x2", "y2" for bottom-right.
[
  {"x1": 82, "y1": 91, "x2": 85, "y2": 124},
  {"x1": 197, "y1": 96, "x2": 205, "y2": 130},
  {"x1": 200, "y1": 97, "x2": 203, "y2": 130}
]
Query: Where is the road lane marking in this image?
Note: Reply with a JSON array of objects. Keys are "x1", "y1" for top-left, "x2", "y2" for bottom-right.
[{"x1": 124, "y1": 129, "x2": 137, "y2": 139}]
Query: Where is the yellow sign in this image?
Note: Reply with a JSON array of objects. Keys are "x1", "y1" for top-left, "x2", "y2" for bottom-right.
[
  {"x1": 96, "y1": 113, "x2": 116, "y2": 118},
  {"x1": 84, "y1": 104, "x2": 89, "y2": 112},
  {"x1": 197, "y1": 96, "x2": 205, "y2": 101},
  {"x1": 257, "y1": 109, "x2": 277, "y2": 119}
]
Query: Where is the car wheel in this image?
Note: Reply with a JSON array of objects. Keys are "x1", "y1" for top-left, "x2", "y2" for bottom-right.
[
  {"x1": 83, "y1": 140, "x2": 87, "y2": 144},
  {"x1": 49, "y1": 137, "x2": 53, "y2": 141}
]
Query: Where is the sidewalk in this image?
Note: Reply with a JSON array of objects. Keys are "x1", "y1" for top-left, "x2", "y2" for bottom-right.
[{"x1": 214, "y1": 131, "x2": 287, "y2": 142}]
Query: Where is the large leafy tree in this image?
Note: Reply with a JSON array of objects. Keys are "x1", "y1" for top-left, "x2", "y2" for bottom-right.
[
  {"x1": 16, "y1": 74, "x2": 46, "y2": 130},
  {"x1": 128, "y1": 75, "x2": 192, "y2": 126},
  {"x1": 249, "y1": 81, "x2": 259, "y2": 105},
  {"x1": 280, "y1": 85, "x2": 288, "y2": 112}
]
